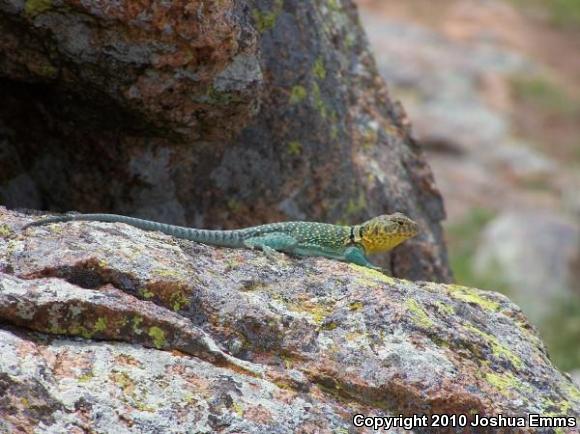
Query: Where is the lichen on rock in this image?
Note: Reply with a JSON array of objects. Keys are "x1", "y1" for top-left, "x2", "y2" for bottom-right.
[{"x1": 0, "y1": 207, "x2": 578, "y2": 432}]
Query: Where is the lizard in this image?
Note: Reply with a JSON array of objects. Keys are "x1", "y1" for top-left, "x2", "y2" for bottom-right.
[{"x1": 23, "y1": 212, "x2": 419, "y2": 271}]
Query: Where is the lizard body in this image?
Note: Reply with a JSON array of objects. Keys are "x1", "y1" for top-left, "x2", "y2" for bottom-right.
[{"x1": 23, "y1": 213, "x2": 419, "y2": 270}]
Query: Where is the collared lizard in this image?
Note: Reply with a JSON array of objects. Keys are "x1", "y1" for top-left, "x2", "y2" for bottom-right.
[{"x1": 23, "y1": 212, "x2": 419, "y2": 270}]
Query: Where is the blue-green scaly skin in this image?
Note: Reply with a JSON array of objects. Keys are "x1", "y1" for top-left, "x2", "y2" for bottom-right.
[{"x1": 23, "y1": 213, "x2": 419, "y2": 270}]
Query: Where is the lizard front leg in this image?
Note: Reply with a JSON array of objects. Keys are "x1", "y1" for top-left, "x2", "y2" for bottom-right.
[
  {"x1": 243, "y1": 233, "x2": 298, "y2": 259},
  {"x1": 343, "y1": 246, "x2": 383, "y2": 271}
]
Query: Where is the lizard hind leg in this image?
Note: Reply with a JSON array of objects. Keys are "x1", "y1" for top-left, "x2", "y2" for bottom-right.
[{"x1": 243, "y1": 233, "x2": 298, "y2": 259}]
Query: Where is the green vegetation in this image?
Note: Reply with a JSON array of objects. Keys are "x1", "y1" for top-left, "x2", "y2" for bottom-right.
[
  {"x1": 511, "y1": 75, "x2": 580, "y2": 117},
  {"x1": 543, "y1": 0, "x2": 580, "y2": 28},
  {"x1": 446, "y1": 208, "x2": 580, "y2": 371},
  {"x1": 541, "y1": 296, "x2": 580, "y2": 372},
  {"x1": 510, "y1": 73, "x2": 580, "y2": 164},
  {"x1": 445, "y1": 208, "x2": 510, "y2": 294},
  {"x1": 550, "y1": 0, "x2": 580, "y2": 28},
  {"x1": 508, "y1": 0, "x2": 580, "y2": 29}
]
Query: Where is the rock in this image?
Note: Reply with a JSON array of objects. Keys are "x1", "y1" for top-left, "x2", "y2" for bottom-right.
[
  {"x1": 485, "y1": 141, "x2": 557, "y2": 181},
  {"x1": 358, "y1": 13, "x2": 530, "y2": 155},
  {"x1": 474, "y1": 211, "x2": 580, "y2": 324},
  {"x1": 1, "y1": 207, "x2": 578, "y2": 432},
  {"x1": 572, "y1": 370, "x2": 580, "y2": 388},
  {"x1": 0, "y1": 0, "x2": 450, "y2": 282}
]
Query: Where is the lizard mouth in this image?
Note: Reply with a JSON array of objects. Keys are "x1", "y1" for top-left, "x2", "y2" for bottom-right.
[{"x1": 404, "y1": 221, "x2": 420, "y2": 237}]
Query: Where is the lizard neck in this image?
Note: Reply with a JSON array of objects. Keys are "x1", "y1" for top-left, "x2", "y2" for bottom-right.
[
  {"x1": 349, "y1": 225, "x2": 364, "y2": 244},
  {"x1": 347, "y1": 225, "x2": 366, "y2": 254}
]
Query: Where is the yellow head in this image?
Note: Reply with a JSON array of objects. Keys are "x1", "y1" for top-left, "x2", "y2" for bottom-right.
[{"x1": 352, "y1": 213, "x2": 419, "y2": 255}]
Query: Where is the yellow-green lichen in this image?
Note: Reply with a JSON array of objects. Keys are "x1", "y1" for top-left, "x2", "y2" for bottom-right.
[
  {"x1": 349, "y1": 301, "x2": 364, "y2": 311},
  {"x1": 170, "y1": 291, "x2": 189, "y2": 312},
  {"x1": 345, "y1": 331, "x2": 365, "y2": 342},
  {"x1": 36, "y1": 63, "x2": 57, "y2": 78},
  {"x1": 541, "y1": 396, "x2": 572, "y2": 417},
  {"x1": 311, "y1": 82, "x2": 328, "y2": 118},
  {"x1": 134, "y1": 401, "x2": 156, "y2": 412},
  {"x1": 0, "y1": 224, "x2": 12, "y2": 237},
  {"x1": 227, "y1": 198, "x2": 242, "y2": 212},
  {"x1": 321, "y1": 321, "x2": 338, "y2": 331},
  {"x1": 287, "y1": 141, "x2": 302, "y2": 156},
  {"x1": 330, "y1": 124, "x2": 339, "y2": 140},
  {"x1": 285, "y1": 298, "x2": 334, "y2": 325},
  {"x1": 405, "y1": 299, "x2": 435, "y2": 328},
  {"x1": 289, "y1": 85, "x2": 307, "y2": 104},
  {"x1": 132, "y1": 316, "x2": 144, "y2": 334},
  {"x1": 350, "y1": 263, "x2": 397, "y2": 286},
  {"x1": 465, "y1": 323, "x2": 523, "y2": 369},
  {"x1": 362, "y1": 124, "x2": 379, "y2": 149},
  {"x1": 6, "y1": 239, "x2": 18, "y2": 255},
  {"x1": 447, "y1": 285, "x2": 500, "y2": 311},
  {"x1": 48, "y1": 225, "x2": 63, "y2": 234},
  {"x1": 344, "y1": 33, "x2": 355, "y2": 50},
  {"x1": 484, "y1": 371, "x2": 525, "y2": 397},
  {"x1": 232, "y1": 401, "x2": 244, "y2": 417},
  {"x1": 69, "y1": 324, "x2": 93, "y2": 339},
  {"x1": 153, "y1": 268, "x2": 182, "y2": 278},
  {"x1": 313, "y1": 57, "x2": 326, "y2": 80},
  {"x1": 281, "y1": 354, "x2": 293, "y2": 369},
  {"x1": 148, "y1": 326, "x2": 166, "y2": 349},
  {"x1": 434, "y1": 301, "x2": 455, "y2": 316},
  {"x1": 115, "y1": 317, "x2": 129, "y2": 330},
  {"x1": 139, "y1": 287, "x2": 155, "y2": 299},
  {"x1": 78, "y1": 371, "x2": 94, "y2": 383},
  {"x1": 111, "y1": 371, "x2": 134, "y2": 394},
  {"x1": 327, "y1": 0, "x2": 341, "y2": 13},
  {"x1": 48, "y1": 324, "x2": 67, "y2": 335},
  {"x1": 25, "y1": 0, "x2": 52, "y2": 16},
  {"x1": 183, "y1": 393, "x2": 196, "y2": 404},
  {"x1": 563, "y1": 381, "x2": 580, "y2": 401},
  {"x1": 206, "y1": 86, "x2": 229, "y2": 105},
  {"x1": 93, "y1": 317, "x2": 108, "y2": 334},
  {"x1": 308, "y1": 306, "x2": 331, "y2": 324},
  {"x1": 345, "y1": 191, "x2": 367, "y2": 217},
  {"x1": 252, "y1": 1, "x2": 283, "y2": 33},
  {"x1": 224, "y1": 257, "x2": 244, "y2": 270}
]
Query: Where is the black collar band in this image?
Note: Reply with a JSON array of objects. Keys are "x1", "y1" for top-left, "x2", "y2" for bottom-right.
[{"x1": 349, "y1": 226, "x2": 355, "y2": 243}]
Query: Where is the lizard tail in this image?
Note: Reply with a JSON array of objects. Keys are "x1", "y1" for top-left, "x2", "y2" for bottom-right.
[{"x1": 22, "y1": 213, "x2": 243, "y2": 247}]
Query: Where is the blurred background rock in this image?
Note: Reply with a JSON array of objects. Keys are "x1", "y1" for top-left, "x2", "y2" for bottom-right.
[{"x1": 355, "y1": 0, "x2": 580, "y2": 378}]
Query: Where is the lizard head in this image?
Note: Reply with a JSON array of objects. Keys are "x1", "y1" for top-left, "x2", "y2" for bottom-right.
[{"x1": 356, "y1": 213, "x2": 419, "y2": 254}]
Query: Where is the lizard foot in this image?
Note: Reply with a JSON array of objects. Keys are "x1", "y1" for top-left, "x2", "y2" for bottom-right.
[{"x1": 261, "y1": 245, "x2": 286, "y2": 261}]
